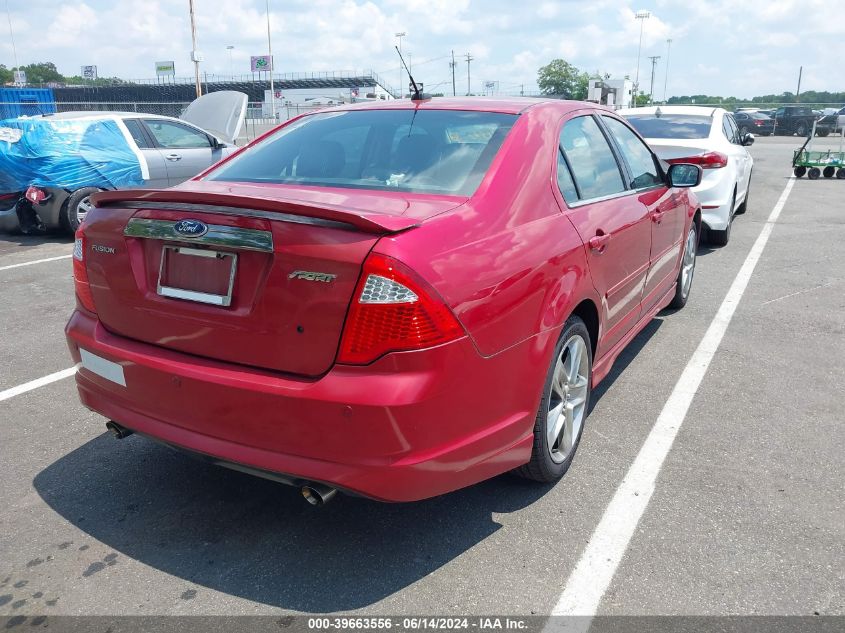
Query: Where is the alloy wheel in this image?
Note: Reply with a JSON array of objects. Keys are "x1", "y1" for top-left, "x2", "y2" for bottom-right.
[{"x1": 547, "y1": 335, "x2": 589, "y2": 464}]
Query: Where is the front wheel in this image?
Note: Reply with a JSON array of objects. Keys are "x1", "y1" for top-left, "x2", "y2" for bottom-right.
[
  {"x1": 669, "y1": 222, "x2": 698, "y2": 309},
  {"x1": 796, "y1": 122, "x2": 808, "y2": 137},
  {"x1": 516, "y1": 316, "x2": 592, "y2": 483},
  {"x1": 60, "y1": 187, "x2": 99, "y2": 234}
]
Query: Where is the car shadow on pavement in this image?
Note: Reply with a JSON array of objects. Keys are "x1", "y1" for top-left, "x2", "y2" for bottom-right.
[
  {"x1": 0, "y1": 233, "x2": 73, "y2": 248},
  {"x1": 33, "y1": 435, "x2": 552, "y2": 612},
  {"x1": 590, "y1": 318, "x2": 662, "y2": 407}
]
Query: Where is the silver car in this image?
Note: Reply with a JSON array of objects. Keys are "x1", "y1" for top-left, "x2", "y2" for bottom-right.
[{"x1": 5, "y1": 91, "x2": 247, "y2": 234}]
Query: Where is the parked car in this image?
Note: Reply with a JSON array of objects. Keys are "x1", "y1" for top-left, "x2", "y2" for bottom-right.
[
  {"x1": 66, "y1": 98, "x2": 703, "y2": 504},
  {"x1": 732, "y1": 111, "x2": 775, "y2": 136},
  {"x1": 818, "y1": 106, "x2": 845, "y2": 135},
  {"x1": 620, "y1": 105, "x2": 752, "y2": 246},
  {"x1": 0, "y1": 91, "x2": 247, "y2": 234},
  {"x1": 772, "y1": 105, "x2": 831, "y2": 137}
]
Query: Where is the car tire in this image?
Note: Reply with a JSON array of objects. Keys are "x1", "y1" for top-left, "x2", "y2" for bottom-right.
[
  {"x1": 796, "y1": 122, "x2": 808, "y2": 137},
  {"x1": 60, "y1": 187, "x2": 99, "y2": 234},
  {"x1": 708, "y1": 191, "x2": 734, "y2": 247},
  {"x1": 818, "y1": 130, "x2": 829, "y2": 137},
  {"x1": 807, "y1": 167, "x2": 821, "y2": 180},
  {"x1": 669, "y1": 221, "x2": 698, "y2": 310},
  {"x1": 736, "y1": 171, "x2": 751, "y2": 215},
  {"x1": 794, "y1": 166, "x2": 807, "y2": 178},
  {"x1": 836, "y1": 168, "x2": 845, "y2": 179},
  {"x1": 823, "y1": 166, "x2": 835, "y2": 178},
  {"x1": 516, "y1": 316, "x2": 592, "y2": 483}
]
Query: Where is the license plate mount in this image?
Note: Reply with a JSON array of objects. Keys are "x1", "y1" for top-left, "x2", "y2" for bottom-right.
[{"x1": 157, "y1": 245, "x2": 237, "y2": 307}]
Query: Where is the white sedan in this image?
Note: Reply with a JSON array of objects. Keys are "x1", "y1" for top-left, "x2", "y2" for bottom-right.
[{"x1": 620, "y1": 105, "x2": 754, "y2": 246}]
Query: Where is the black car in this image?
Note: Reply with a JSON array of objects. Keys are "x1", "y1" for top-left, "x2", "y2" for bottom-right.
[
  {"x1": 733, "y1": 111, "x2": 775, "y2": 136},
  {"x1": 773, "y1": 105, "x2": 831, "y2": 137},
  {"x1": 818, "y1": 106, "x2": 845, "y2": 135}
]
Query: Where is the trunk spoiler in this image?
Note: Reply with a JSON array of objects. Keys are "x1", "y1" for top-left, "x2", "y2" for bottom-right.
[{"x1": 91, "y1": 189, "x2": 421, "y2": 234}]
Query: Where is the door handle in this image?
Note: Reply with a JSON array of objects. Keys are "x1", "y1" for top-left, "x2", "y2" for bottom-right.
[
  {"x1": 652, "y1": 210, "x2": 665, "y2": 223},
  {"x1": 165, "y1": 153, "x2": 182, "y2": 161},
  {"x1": 588, "y1": 232, "x2": 611, "y2": 253}
]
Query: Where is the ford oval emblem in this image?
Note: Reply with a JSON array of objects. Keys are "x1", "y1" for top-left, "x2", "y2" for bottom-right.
[{"x1": 173, "y1": 219, "x2": 208, "y2": 238}]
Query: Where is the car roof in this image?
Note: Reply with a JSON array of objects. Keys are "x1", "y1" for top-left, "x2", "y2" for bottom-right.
[
  {"x1": 314, "y1": 96, "x2": 606, "y2": 116},
  {"x1": 618, "y1": 105, "x2": 723, "y2": 117}
]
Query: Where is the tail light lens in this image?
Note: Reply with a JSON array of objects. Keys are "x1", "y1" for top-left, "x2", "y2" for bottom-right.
[
  {"x1": 72, "y1": 229, "x2": 97, "y2": 314},
  {"x1": 667, "y1": 151, "x2": 728, "y2": 169},
  {"x1": 753, "y1": 119, "x2": 764, "y2": 126},
  {"x1": 25, "y1": 186, "x2": 48, "y2": 204},
  {"x1": 338, "y1": 253, "x2": 464, "y2": 364}
]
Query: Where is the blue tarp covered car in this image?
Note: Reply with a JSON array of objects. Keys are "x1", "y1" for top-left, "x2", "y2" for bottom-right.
[{"x1": 0, "y1": 116, "x2": 145, "y2": 191}]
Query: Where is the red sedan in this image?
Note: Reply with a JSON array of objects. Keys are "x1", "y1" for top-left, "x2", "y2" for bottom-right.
[{"x1": 65, "y1": 98, "x2": 702, "y2": 503}]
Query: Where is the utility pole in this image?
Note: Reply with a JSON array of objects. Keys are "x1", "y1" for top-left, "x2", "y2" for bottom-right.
[
  {"x1": 796, "y1": 66, "x2": 803, "y2": 102},
  {"x1": 520, "y1": 84, "x2": 524, "y2": 96},
  {"x1": 465, "y1": 52, "x2": 473, "y2": 96},
  {"x1": 633, "y1": 10, "x2": 650, "y2": 107},
  {"x1": 266, "y1": 0, "x2": 276, "y2": 119},
  {"x1": 662, "y1": 38, "x2": 672, "y2": 103},
  {"x1": 5, "y1": 0, "x2": 18, "y2": 70},
  {"x1": 395, "y1": 32, "x2": 406, "y2": 97},
  {"x1": 450, "y1": 50, "x2": 457, "y2": 97},
  {"x1": 648, "y1": 55, "x2": 660, "y2": 104},
  {"x1": 188, "y1": 0, "x2": 201, "y2": 98}
]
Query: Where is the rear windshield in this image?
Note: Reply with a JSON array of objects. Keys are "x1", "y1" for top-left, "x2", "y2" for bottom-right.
[
  {"x1": 207, "y1": 109, "x2": 518, "y2": 196},
  {"x1": 624, "y1": 114, "x2": 713, "y2": 139}
]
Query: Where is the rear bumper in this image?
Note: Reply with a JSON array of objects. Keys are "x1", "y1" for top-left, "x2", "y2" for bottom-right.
[
  {"x1": 0, "y1": 207, "x2": 20, "y2": 233},
  {"x1": 66, "y1": 310, "x2": 547, "y2": 502},
  {"x1": 693, "y1": 171, "x2": 734, "y2": 231}
]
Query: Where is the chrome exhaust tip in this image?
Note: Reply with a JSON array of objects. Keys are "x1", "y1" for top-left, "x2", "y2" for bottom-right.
[
  {"x1": 301, "y1": 484, "x2": 337, "y2": 506},
  {"x1": 106, "y1": 421, "x2": 134, "y2": 439}
]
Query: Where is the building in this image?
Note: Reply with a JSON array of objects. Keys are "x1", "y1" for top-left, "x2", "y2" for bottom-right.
[{"x1": 587, "y1": 78, "x2": 634, "y2": 109}]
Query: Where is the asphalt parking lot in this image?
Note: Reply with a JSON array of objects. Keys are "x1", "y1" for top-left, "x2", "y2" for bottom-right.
[{"x1": 0, "y1": 136, "x2": 843, "y2": 624}]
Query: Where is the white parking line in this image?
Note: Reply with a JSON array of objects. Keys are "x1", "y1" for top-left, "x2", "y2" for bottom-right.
[
  {"x1": 0, "y1": 367, "x2": 77, "y2": 403},
  {"x1": 548, "y1": 176, "x2": 796, "y2": 629},
  {"x1": 0, "y1": 254, "x2": 72, "y2": 272}
]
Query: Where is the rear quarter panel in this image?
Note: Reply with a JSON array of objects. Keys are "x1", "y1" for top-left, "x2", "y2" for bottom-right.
[{"x1": 375, "y1": 104, "x2": 597, "y2": 360}]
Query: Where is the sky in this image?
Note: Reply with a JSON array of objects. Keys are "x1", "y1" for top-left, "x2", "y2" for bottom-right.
[{"x1": 2, "y1": 0, "x2": 843, "y2": 100}]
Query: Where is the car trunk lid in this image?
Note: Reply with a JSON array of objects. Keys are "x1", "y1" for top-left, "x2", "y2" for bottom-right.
[{"x1": 83, "y1": 185, "x2": 464, "y2": 376}]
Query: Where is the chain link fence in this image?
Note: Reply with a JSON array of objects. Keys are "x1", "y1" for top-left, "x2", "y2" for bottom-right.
[{"x1": 0, "y1": 101, "x2": 326, "y2": 144}]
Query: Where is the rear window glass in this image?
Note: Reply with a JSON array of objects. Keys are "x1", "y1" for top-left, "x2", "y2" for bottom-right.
[
  {"x1": 624, "y1": 114, "x2": 713, "y2": 139},
  {"x1": 207, "y1": 109, "x2": 518, "y2": 196}
]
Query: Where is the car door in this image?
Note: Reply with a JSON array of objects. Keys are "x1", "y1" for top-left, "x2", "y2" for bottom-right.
[
  {"x1": 140, "y1": 118, "x2": 225, "y2": 185},
  {"x1": 121, "y1": 119, "x2": 169, "y2": 188},
  {"x1": 555, "y1": 113, "x2": 652, "y2": 356},
  {"x1": 600, "y1": 114, "x2": 682, "y2": 314},
  {"x1": 722, "y1": 114, "x2": 751, "y2": 204}
]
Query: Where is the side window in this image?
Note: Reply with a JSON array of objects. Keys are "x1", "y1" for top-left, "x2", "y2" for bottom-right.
[
  {"x1": 601, "y1": 116, "x2": 663, "y2": 189},
  {"x1": 775, "y1": 108, "x2": 785, "y2": 117},
  {"x1": 721, "y1": 117, "x2": 734, "y2": 142},
  {"x1": 143, "y1": 120, "x2": 212, "y2": 149},
  {"x1": 556, "y1": 149, "x2": 578, "y2": 204},
  {"x1": 123, "y1": 119, "x2": 151, "y2": 149},
  {"x1": 560, "y1": 116, "x2": 626, "y2": 200},
  {"x1": 726, "y1": 115, "x2": 740, "y2": 143}
]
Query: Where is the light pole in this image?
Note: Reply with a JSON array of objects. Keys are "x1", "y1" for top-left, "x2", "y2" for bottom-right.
[
  {"x1": 395, "y1": 32, "x2": 406, "y2": 98},
  {"x1": 663, "y1": 38, "x2": 672, "y2": 103},
  {"x1": 266, "y1": 0, "x2": 275, "y2": 119},
  {"x1": 226, "y1": 45, "x2": 234, "y2": 80},
  {"x1": 633, "y1": 10, "x2": 650, "y2": 107}
]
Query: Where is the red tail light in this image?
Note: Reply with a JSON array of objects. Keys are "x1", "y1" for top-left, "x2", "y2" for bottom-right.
[
  {"x1": 72, "y1": 229, "x2": 97, "y2": 314},
  {"x1": 753, "y1": 120, "x2": 764, "y2": 126},
  {"x1": 338, "y1": 253, "x2": 464, "y2": 364},
  {"x1": 666, "y1": 151, "x2": 728, "y2": 169},
  {"x1": 25, "y1": 186, "x2": 48, "y2": 204}
]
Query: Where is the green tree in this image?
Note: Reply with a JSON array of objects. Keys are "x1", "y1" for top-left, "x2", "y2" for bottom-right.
[
  {"x1": 0, "y1": 64, "x2": 13, "y2": 84},
  {"x1": 537, "y1": 59, "x2": 589, "y2": 99},
  {"x1": 13, "y1": 62, "x2": 65, "y2": 84}
]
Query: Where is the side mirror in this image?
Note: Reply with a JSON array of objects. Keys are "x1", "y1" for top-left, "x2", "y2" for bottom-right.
[
  {"x1": 667, "y1": 163, "x2": 702, "y2": 188},
  {"x1": 741, "y1": 133, "x2": 755, "y2": 146}
]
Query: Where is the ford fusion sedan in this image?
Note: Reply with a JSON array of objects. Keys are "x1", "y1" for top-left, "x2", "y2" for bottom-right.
[
  {"x1": 66, "y1": 98, "x2": 702, "y2": 503},
  {"x1": 620, "y1": 105, "x2": 753, "y2": 246}
]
